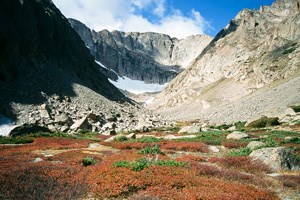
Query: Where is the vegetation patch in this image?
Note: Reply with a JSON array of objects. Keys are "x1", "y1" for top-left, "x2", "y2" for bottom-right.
[
  {"x1": 136, "y1": 136, "x2": 161, "y2": 143},
  {"x1": 0, "y1": 136, "x2": 34, "y2": 144},
  {"x1": 113, "y1": 158, "x2": 187, "y2": 171},
  {"x1": 82, "y1": 157, "x2": 97, "y2": 166},
  {"x1": 247, "y1": 117, "x2": 280, "y2": 128},
  {"x1": 228, "y1": 147, "x2": 252, "y2": 157}
]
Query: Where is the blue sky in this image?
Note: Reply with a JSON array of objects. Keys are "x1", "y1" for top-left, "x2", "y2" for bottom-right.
[{"x1": 53, "y1": 0, "x2": 275, "y2": 39}]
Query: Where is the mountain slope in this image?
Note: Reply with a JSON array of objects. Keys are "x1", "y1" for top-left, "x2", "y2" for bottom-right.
[
  {"x1": 69, "y1": 18, "x2": 212, "y2": 85},
  {"x1": 149, "y1": 0, "x2": 300, "y2": 123},
  {"x1": 0, "y1": 0, "x2": 126, "y2": 119}
]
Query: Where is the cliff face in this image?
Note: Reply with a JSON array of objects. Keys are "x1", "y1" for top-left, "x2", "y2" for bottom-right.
[
  {"x1": 149, "y1": 0, "x2": 300, "y2": 123},
  {"x1": 0, "y1": 0, "x2": 125, "y2": 118},
  {"x1": 69, "y1": 19, "x2": 212, "y2": 84}
]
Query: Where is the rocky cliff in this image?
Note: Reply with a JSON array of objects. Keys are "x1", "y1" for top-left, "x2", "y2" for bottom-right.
[
  {"x1": 0, "y1": 0, "x2": 168, "y2": 134},
  {"x1": 149, "y1": 0, "x2": 300, "y2": 124},
  {"x1": 69, "y1": 19, "x2": 212, "y2": 84}
]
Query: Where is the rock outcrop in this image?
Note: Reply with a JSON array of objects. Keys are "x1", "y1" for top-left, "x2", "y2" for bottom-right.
[
  {"x1": 149, "y1": 0, "x2": 300, "y2": 124},
  {"x1": 69, "y1": 19, "x2": 212, "y2": 84}
]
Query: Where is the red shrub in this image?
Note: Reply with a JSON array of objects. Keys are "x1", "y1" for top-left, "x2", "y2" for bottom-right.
[
  {"x1": 102, "y1": 141, "x2": 148, "y2": 150},
  {"x1": 176, "y1": 155, "x2": 207, "y2": 163},
  {"x1": 222, "y1": 140, "x2": 247, "y2": 149},
  {"x1": 277, "y1": 175, "x2": 300, "y2": 188},
  {"x1": 209, "y1": 156, "x2": 271, "y2": 174}
]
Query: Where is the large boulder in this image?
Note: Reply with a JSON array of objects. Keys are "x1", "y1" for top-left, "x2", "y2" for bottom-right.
[
  {"x1": 226, "y1": 131, "x2": 249, "y2": 140},
  {"x1": 178, "y1": 126, "x2": 201, "y2": 134},
  {"x1": 249, "y1": 147, "x2": 300, "y2": 171},
  {"x1": 246, "y1": 141, "x2": 265, "y2": 150},
  {"x1": 70, "y1": 115, "x2": 90, "y2": 131},
  {"x1": 9, "y1": 123, "x2": 51, "y2": 136}
]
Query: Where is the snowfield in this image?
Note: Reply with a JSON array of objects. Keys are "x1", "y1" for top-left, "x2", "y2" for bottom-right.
[
  {"x1": 96, "y1": 60, "x2": 168, "y2": 94},
  {"x1": 109, "y1": 76, "x2": 168, "y2": 94}
]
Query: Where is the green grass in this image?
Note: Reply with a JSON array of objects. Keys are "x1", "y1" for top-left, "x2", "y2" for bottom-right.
[
  {"x1": 0, "y1": 136, "x2": 34, "y2": 144},
  {"x1": 139, "y1": 146, "x2": 164, "y2": 155},
  {"x1": 114, "y1": 135, "x2": 128, "y2": 141},
  {"x1": 135, "y1": 136, "x2": 161, "y2": 143},
  {"x1": 175, "y1": 131, "x2": 225, "y2": 145},
  {"x1": 113, "y1": 158, "x2": 187, "y2": 171},
  {"x1": 228, "y1": 147, "x2": 252, "y2": 157}
]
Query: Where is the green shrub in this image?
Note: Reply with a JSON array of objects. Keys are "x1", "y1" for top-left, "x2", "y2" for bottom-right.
[
  {"x1": 291, "y1": 105, "x2": 300, "y2": 112},
  {"x1": 82, "y1": 157, "x2": 97, "y2": 166},
  {"x1": 0, "y1": 136, "x2": 34, "y2": 144},
  {"x1": 263, "y1": 137, "x2": 279, "y2": 147},
  {"x1": 139, "y1": 146, "x2": 164, "y2": 155},
  {"x1": 247, "y1": 117, "x2": 280, "y2": 128},
  {"x1": 228, "y1": 148, "x2": 252, "y2": 157},
  {"x1": 136, "y1": 136, "x2": 161, "y2": 143},
  {"x1": 113, "y1": 158, "x2": 186, "y2": 171},
  {"x1": 234, "y1": 121, "x2": 246, "y2": 130},
  {"x1": 114, "y1": 135, "x2": 128, "y2": 141}
]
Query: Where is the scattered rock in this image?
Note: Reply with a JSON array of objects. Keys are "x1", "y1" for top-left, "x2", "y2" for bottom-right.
[
  {"x1": 32, "y1": 158, "x2": 43, "y2": 163},
  {"x1": 246, "y1": 141, "x2": 265, "y2": 150},
  {"x1": 209, "y1": 146, "x2": 220, "y2": 153},
  {"x1": 178, "y1": 126, "x2": 201, "y2": 134},
  {"x1": 226, "y1": 131, "x2": 249, "y2": 140},
  {"x1": 249, "y1": 147, "x2": 300, "y2": 171}
]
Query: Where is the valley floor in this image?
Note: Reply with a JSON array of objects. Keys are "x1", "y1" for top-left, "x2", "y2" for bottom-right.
[{"x1": 0, "y1": 123, "x2": 299, "y2": 199}]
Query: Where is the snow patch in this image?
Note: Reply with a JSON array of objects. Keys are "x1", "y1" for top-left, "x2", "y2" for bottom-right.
[
  {"x1": 95, "y1": 60, "x2": 108, "y2": 69},
  {"x1": 144, "y1": 97, "x2": 155, "y2": 106},
  {"x1": 109, "y1": 76, "x2": 168, "y2": 94},
  {"x1": 0, "y1": 116, "x2": 15, "y2": 137}
]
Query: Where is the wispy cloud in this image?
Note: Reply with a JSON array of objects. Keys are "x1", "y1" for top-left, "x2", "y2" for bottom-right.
[{"x1": 52, "y1": 0, "x2": 209, "y2": 39}]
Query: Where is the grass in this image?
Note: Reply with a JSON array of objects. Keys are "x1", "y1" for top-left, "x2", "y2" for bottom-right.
[
  {"x1": 0, "y1": 136, "x2": 34, "y2": 144},
  {"x1": 114, "y1": 135, "x2": 128, "y2": 141},
  {"x1": 228, "y1": 147, "x2": 252, "y2": 157},
  {"x1": 135, "y1": 136, "x2": 161, "y2": 143},
  {"x1": 175, "y1": 131, "x2": 225, "y2": 145},
  {"x1": 113, "y1": 158, "x2": 187, "y2": 171},
  {"x1": 139, "y1": 146, "x2": 164, "y2": 155}
]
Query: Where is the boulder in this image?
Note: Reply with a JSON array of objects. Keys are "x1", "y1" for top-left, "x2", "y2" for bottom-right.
[
  {"x1": 226, "y1": 131, "x2": 249, "y2": 140},
  {"x1": 54, "y1": 114, "x2": 72, "y2": 125},
  {"x1": 9, "y1": 123, "x2": 51, "y2": 136},
  {"x1": 39, "y1": 104, "x2": 51, "y2": 119},
  {"x1": 209, "y1": 146, "x2": 220, "y2": 153},
  {"x1": 102, "y1": 129, "x2": 116, "y2": 136},
  {"x1": 70, "y1": 115, "x2": 90, "y2": 131},
  {"x1": 246, "y1": 141, "x2": 265, "y2": 150},
  {"x1": 126, "y1": 133, "x2": 136, "y2": 139},
  {"x1": 178, "y1": 126, "x2": 201, "y2": 134},
  {"x1": 249, "y1": 147, "x2": 300, "y2": 171}
]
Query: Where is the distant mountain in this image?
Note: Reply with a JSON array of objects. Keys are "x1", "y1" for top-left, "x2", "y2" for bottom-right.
[
  {"x1": 0, "y1": 0, "x2": 126, "y2": 119},
  {"x1": 69, "y1": 18, "x2": 212, "y2": 85},
  {"x1": 149, "y1": 0, "x2": 300, "y2": 123}
]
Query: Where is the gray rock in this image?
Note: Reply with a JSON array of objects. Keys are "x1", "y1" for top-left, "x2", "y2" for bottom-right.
[
  {"x1": 9, "y1": 123, "x2": 51, "y2": 136},
  {"x1": 54, "y1": 114, "x2": 72, "y2": 125},
  {"x1": 70, "y1": 115, "x2": 90, "y2": 131},
  {"x1": 32, "y1": 158, "x2": 43, "y2": 163},
  {"x1": 250, "y1": 147, "x2": 300, "y2": 171},
  {"x1": 246, "y1": 141, "x2": 265, "y2": 150},
  {"x1": 102, "y1": 129, "x2": 116, "y2": 136},
  {"x1": 39, "y1": 104, "x2": 51, "y2": 119},
  {"x1": 178, "y1": 126, "x2": 201, "y2": 134},
  {"x1": 226, "y1": 131, "x2": 249, "y2": 140},
  {"x1": 126, "y1": 133, "x2": 136, "y2": 139},
  {"x1": 209, "y1": 146, "x2": 220, "y2": 153},
  {"x1": 47, "y1": 124, "x2": 57, "y2": 132}
]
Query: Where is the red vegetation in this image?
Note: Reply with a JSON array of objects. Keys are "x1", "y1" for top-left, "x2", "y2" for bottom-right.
[
  {"x1": 277, "y1": 175, "x2": 300, "y2": 189},
  {"x1": 222, "y1": 140, "x2": 247, "y2": 149},
  {"x1": 102, "y1": 141, "x2": 149, "y2": 150},
  {"x1": 209, "y1": 156, "x2": 271, "y2": 174},
  {"x1": 161, "y1": 141, "x2": 209, "y2": 153}
]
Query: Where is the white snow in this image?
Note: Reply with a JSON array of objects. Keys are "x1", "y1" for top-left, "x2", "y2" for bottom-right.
[
  {"x1": 109, "y1": 76, "x2": 168, "y2": 94},
  {"x1": 0, "y1": 116, "x2": 15, "y2": 137},
  {"x1": 144, "y1": 97, "x2": 155, "y2": 106},
  {"x1": 95, "y1": 60, "x2": 169, "y2": 94}
]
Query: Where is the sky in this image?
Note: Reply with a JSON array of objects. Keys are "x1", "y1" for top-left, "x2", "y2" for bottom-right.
[{"x1": 52, "y1": 0, "x2": 275, "y2": 39}]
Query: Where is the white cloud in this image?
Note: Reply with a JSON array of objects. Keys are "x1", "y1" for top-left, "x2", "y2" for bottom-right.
[{"x1": 52, "y1": 0, "x2": 208, "y2": 39}]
